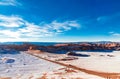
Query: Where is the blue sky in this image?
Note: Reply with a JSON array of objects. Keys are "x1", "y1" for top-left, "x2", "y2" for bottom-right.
[{"x1": 0, "y1": 0, "x2": 120, "y2": 42}]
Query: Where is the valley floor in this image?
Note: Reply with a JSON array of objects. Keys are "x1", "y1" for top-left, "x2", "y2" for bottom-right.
[{"x1": 1, "y1": 51, "x2": 120, "y2": 79}]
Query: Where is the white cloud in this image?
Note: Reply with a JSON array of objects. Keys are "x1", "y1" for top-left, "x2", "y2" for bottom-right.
[
  {"x1": 97, "y1": 13, "x2": 120, "y2": 23},
  {"x1": 18, "y1": 22, "x2": 55, "y2": 38},
  {"x1": 97, "y1": 16, "x2": 107, "y2": 23},
  {"x1": 0, "y1": 14, "x2": 80, "y2": 42},
  {"x1": 39, "y1": 20, "x2": 80, "y2": 33},
  {"x1": 112, "y1": 33, "x2": 120, "y2": 36},
  {"x1": 109, "y1": 31, "x2": 114, "y2": 34},
  {"x1": 0, "y1": 15, "x2": 24, "y2": 27},
  {"x1": 0, "y1": 30, "x2": 20, "y2": 38},
  {"x1": 109, "y1": 32, "x2": 120, "y2": 36},
  {"x1": 0, "y1": 0, "x2": 21, "y2": 6}
]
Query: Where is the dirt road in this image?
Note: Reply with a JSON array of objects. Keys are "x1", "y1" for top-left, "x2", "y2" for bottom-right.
[{"x1": 28, "y1": 53, "x2": 120, "y2": 79}]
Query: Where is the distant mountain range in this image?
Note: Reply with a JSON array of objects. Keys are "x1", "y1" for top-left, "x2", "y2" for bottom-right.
[
  {"x1": 0, "y1": 41, "x2": 120, "y2": 54},
  {"x1": 0, "y1": 42, "x2": 59, "y2": 46},
  {"x1": 0, "y1": 41, "x2": 119, "y2": 46}
]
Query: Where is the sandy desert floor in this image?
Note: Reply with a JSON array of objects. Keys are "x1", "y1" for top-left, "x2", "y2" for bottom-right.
[
  {"x1": 0, "y1": 52, "x2": 63, "y2": 79},
  {"x1": 1, "y1": 50, "x2": 120, "y2": 79},
  {"x1": 0, "y1": 51, "x2": 105, "y2": 79},
  {"x1": 28, "y1": 50, "x2": 120, "y2": 79}
]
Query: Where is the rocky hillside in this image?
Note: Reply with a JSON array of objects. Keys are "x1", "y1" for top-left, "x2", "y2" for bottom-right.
[{"x1": 0, "y1": 42, "x2": 120, "y2": 54}]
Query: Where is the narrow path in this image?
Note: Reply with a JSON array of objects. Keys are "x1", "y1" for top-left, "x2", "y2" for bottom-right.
[{"x1": 28, "y1": 53, "x2": 120, "y2": 79}]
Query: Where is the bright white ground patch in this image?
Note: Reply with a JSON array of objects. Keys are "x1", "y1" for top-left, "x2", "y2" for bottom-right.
[
  {"x1": 0, "y1": 52, "x2": 63, "y2": 78},
  {"x1": 0, "y1": 52, "x2": 104, "y2": 79}
]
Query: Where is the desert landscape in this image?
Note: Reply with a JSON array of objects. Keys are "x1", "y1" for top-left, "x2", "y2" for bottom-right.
[
  {"x1": 0, "y1": 42, "x2": 120, "y2": 79},
  {"x1": 0, "y1": 51, "x2": 105, "y2": 79},
  {"x1": 27, "y1": 50, "x2": 120, "y2": 79},
  {"x1": 0, "y1": 0, "x2": 120, "y2": 78}
]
